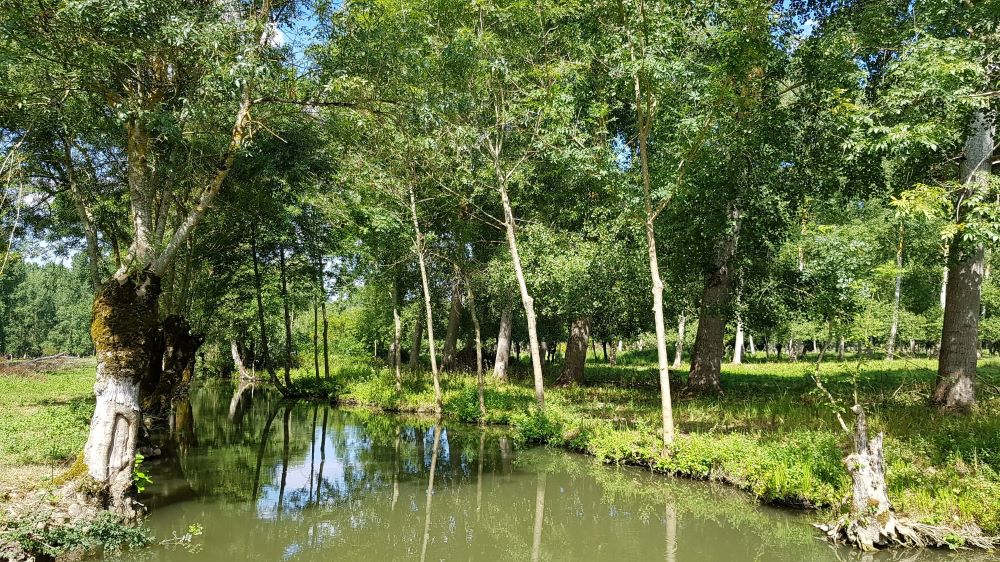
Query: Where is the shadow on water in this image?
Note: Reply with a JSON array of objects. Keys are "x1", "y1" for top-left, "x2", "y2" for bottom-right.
[{"x1": 109, "y1": 382, "x2": 995, "y2": 562}]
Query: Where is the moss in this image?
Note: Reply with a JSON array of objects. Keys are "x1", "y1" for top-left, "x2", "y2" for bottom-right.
[{"x1": 51, "y1": 453, "x2": 88, "y2": 487}]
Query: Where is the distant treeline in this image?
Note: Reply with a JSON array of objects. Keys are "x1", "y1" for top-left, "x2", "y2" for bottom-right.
[{"x1": 0, "y1": 254, "x2": 94, "y2": 358}]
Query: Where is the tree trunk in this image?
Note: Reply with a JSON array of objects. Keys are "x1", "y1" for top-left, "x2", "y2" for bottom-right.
[
  {"x1": 672, "y1": 314, "x2": 685, "y2": 368},
  {"x1": 494, "y1": 306, "x2": 513, "y2": 382},
  {"x1": 313, "y1": 300, "x2": 320, "y2": 380},
  {"x1": 887, "y1": 224, "x2": 904, "y2": 360},
  {"x1": 467, "y1": 285, "x2": 485, "y2": 418},
  {"x1": 689, "y1": 208, "x2": 740, "y2": 395},
  {"x1": 392, "y1": 276, "x2": 403, "y2": 392},
  {"x1": 560, "y1": 316, "x2": 590, "y2": 385},
  {"x1": 409, "y1": 185, "x2": 442, "y2": 411},
  {"x1": 934, "y1": 110, "x2": 992, "y2": 412},
  {"x1": 609, "y1": 340, "x2": 619, "y2": 366},
  {"x1": 83, "y1": 272, "x2": 161, "y2": 518},
  {"x1": 819, "y1": 404, "x2": 924, "y2": 551},
  {"x1": 232, "y1": 340, "x2": 250, "y2": 379},
  {"x1": 279, "y1": 245, "x2": 293, "y2": 388},
  {"x1": 499, "y1": 183, "x2": 545, "y2": 409},
  {"x1": 638, "y1": 133, "x2": 674, "y2": 452},
  {"x1": 602, "y1": 341, "x2": 608, "y2": 363},
  {"x1": 732, "y1": 315, "x2": 744, "y2": 365},
  {"x1": 321, "y1": 299, "x2": 329, "y2": 379},
  {"x1": 748, "y1": 333, "x2": 756, "y2": 355},
  {"x1": 251, "y1": 226, "x2": 279, "y2": 391},
  {"x1": 442, "y1": 270, "x2": 464, "y2": 371},
  {"x1": 410, "y1": 309, "x2": 424, "y2": 370}
]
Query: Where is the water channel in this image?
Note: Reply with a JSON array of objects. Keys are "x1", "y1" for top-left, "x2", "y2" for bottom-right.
[{"x1": 104, "y1": 383, "x2": 991, "y2": 561}]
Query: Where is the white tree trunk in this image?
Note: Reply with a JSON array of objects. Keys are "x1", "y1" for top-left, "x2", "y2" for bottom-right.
[
  {"x1": 409, "y1": 186, "x2": 442, "y2": 411},
  {"x1": 499, "y1": 182, "x2": 545, "y2": 409},
  {"x1": 672, "y1": 314, "x2": 685, "y2": 368},
  {"x1": 392, "y1": 278, "x2": 403, "y2": 392},
  {"x1": 732, "y1": 316, "x2": 744, "y2": 365},
  {"x1": 231, "y1": 341, "x2": 251, "y2": 379},
  {"x1": 494, "y1": 307, "x2": 513, "y2": 381},
  {"x1": 467, "y1": 286, "x2": 485, "y2": 418},
  {"x1": 887, "y1": 225, "x2": 904, "y2": 360}
]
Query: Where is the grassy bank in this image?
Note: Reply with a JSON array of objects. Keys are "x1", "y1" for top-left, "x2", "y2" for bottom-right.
[
  {"x1": 0, "y1": 359, "x2": 95, "y2": 488},
  {"x1": 301, "y1": 353, "x2": 1000, "y2": 536}
]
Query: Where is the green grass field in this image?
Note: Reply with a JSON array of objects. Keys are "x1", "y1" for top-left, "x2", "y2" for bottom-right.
[{"x1": 0, "y1": 359, "x2": 95, "y2": 487}]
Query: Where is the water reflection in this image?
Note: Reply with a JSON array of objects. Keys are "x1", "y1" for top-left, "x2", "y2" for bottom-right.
[{"x1": 112, "y1": 383, "x2": 990, "y2": 562}]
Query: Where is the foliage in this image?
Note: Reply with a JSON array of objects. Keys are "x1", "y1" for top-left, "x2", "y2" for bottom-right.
[{"x1": 0, "y1": 510, "x2": 151, "y2": 558}]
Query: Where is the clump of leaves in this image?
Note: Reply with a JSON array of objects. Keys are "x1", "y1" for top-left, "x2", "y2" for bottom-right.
[
  {"x1": 132, "y1": 453, "x2": 152, "y2": 493},
  {"x1": 0, "y1": 511, "x2": 151, "y2": 558}
]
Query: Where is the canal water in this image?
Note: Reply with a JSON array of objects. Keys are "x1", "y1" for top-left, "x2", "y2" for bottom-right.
[{"x1": 105, "y1": 383, "x2": 990, "y2": 561}]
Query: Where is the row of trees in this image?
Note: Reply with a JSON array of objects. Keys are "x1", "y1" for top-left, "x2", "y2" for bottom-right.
[{"x1": 1, "y1": 0, "x2": 997, "y2": 514}]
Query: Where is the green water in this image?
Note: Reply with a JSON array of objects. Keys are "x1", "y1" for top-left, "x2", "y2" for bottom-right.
[{"x1": 108, "y1": 383, "x2": 989, "y2": 561}]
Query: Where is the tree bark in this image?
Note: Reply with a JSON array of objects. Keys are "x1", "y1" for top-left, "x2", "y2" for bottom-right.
[
  {"x1": 313, "y1": 300, "x2": 320, "y2": 380},
  {"x1": 442, "y1": 270, "x2": 464, "y2": 371},
  {"x1": 499, "y1": 183, "x2": 545, "y2": 409},
  {"x1": 146, "y1": 314, "x2": 203, "y2": 416},
  {"x1": 250, "y1": 226, "x2": 274, "y2": 381},
  {"x1": 887, "y1": 224, "x2": 904, "y2": 360},
  {"x1": 392, "y1": 276, "x2": 403, "y2": 392},
  {"x1": 322, "y1": 301, "x2": 330, "y2": 379},
  {"x1": 410, "y1": 309, "x2": 424, "y2": 370},
  {"x1": 559, "y1": 316, "x2": 590, "y2": 385},
  {"x1": 409, "y1": 185, "x2": 442, "y2": 411},
  {"x1": 688, "y1": 207, "x2": 741, "y2": 395},
  {"x1": 732, "y1": 315, "x2": 744, "y2": 365},
  {"x1": 934, "y1": 109, "x2": 992, "y2": 412},
  {"x1": 279, "y1": 245, "x2": 293, "y2": 388},
  {"x1": 467, "y1": 285, "x2": 485, "y2": 418},
  {"x1": 494, "y1": 306, "x2": 513, "y2": 382},
  {"x1": 83, "y1": 272, "x2": 161, "y2": 518},
  {"x1": 672, "y1": 314, "x2": 685, "y2": 368},
  {"x1": 232, "y1": 340, "x2": 250, "y2": 379},
  {"x1": 636, "y1": 97, "x2": 674, "y2": 451}
]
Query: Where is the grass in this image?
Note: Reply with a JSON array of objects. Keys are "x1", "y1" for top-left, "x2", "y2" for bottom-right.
[
  {"x1": 0, "y1": 359, "x2": 95, "y2": 487},
  {"x1": 294, "y1": 352, "x2": 1000, "y2": 534}
]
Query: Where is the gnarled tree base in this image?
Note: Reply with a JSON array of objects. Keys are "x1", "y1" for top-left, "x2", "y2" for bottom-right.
[
  {"x1": 816, "y1": 404, "x2": 997, "y2": 551},
  {"x1": 816, "y1": 519, "x2": 997, "y2": 552}
]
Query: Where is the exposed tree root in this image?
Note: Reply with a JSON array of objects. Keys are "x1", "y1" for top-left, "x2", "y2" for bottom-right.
[
  {"x1": 815, "y1": 519, "x2": 997, "y2": 552},
  {"x1": 813, "y1": 401, "x2": 998, "y2": 552}
]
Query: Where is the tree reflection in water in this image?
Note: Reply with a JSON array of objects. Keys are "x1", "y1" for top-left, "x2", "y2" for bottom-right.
[{"x1": 112, "y1": 383, "x2": 947, "y2": 562}]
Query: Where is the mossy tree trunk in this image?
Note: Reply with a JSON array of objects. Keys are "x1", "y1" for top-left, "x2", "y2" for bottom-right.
[
  {"x1": 83, "y1": 272, "x2": 161, "y2": 519},
  {"x1": 145, "y1": 315, "x2": 204, "y2": 418}
]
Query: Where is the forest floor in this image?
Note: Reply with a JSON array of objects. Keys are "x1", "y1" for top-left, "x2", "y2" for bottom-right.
[{"x1": 329, "y1": 352, "x2": 1000, "y2": 538}]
